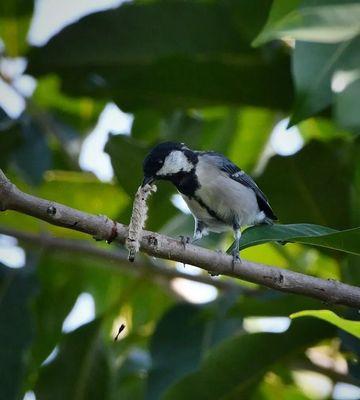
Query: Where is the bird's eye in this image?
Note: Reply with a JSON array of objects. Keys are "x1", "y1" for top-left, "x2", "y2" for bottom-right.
[{"x1": 157, "y1": 159, "x2": 163, "y2": 164}]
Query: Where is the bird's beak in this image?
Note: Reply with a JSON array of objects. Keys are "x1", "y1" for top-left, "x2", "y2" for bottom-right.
[{"x1": 142, "y1": 175, "x2": 155, "y2": 187}]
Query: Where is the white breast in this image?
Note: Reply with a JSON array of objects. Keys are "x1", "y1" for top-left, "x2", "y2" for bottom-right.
[{"x1": 184, "y1": 157, "x2": 263, "y2": 230}]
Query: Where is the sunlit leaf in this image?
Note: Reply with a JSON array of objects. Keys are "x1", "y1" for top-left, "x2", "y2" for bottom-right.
[
  {"x1": 291, "y1": 310, "x2": 360, "y2": 339},
  {"x1": 254, "y1": 2, "x2": 360, "y2": 45}
]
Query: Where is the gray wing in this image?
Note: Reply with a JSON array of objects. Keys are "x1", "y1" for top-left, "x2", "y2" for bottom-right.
[{"x1": 201, "y1": 152, "x2": 277, "y2": 221}]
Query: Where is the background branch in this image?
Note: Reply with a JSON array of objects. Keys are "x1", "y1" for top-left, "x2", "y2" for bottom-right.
[
  {"x1": 1, "y1": 169, "x2": 359, "y2": 308},
  {"x1": 0, "y1": 227, "x2": 239, "y2": 291}
]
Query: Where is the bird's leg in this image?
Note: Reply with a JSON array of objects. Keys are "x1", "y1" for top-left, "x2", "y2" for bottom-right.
[
  {"x1": 231, "y1": 222, "x2": 242, "y2": 268},
  {"x1": 193, "y1": 220, "x2": 206, "y2": 244},
  {"x1": 179, "y1": 235, "x2": 191, "y2": 249},
  {"x1": 179, "y1": 220, "x2": 206, "y2": 249}
]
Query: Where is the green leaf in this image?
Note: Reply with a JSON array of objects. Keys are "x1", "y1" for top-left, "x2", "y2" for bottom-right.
[
  {"x1": 164, "y1": 319, "x2": 335, "y2": 400},
  {"x1": 0, "y1": 263, "x2": 37, "y2": 400},
  {"x1": 254, "y1": 3, "x2": 360, "y2": 46},
  {"x1": 335, "y1": 73, "x2": 360, "y2": 131},
  {"x1": 230, "y1": 293, "x2": 328, "y2": 319},
  {"x1": 291, "y1": 310, "x2": 360, "y2": 339},
  {"x1": 111, "y1": 349, "x2": 150, "y2": 400},
  {"x1": 33, "y1": 75, "x2": 105, "y2": 133},
  {"x1": 147, "y1": 297, "x2": 242, "y2": 400},
  {"x1": 0, "y1": 171, "x2": 127, "y2": 239},
  {"x1": 251, "y1": 376, "x2": 311, "y2": 400},
  {"x1": 257, "y1": 140, "x2": 354, "y2": 229},
  {"x1": 105, "y1": 135, "x2": 147, "y2": 196},
  {"x1": 105, "y1": 134, "x2": 179, "y2": 231},
  {"x1": 0, "y1": 0, "x2": 34, "y2": 56},
  {"x1": 29, "y1": 253, "x2": 83, "y2": 374},
  {"x1": 35, "y1": 319, "x2": 110, "y2": 400},
  {"x1": 27, "y1": 0, "x2": 293, "y2": 111},
  {"x1": 0, "y1": 120, "x2": 22, "y2": 170},
  {"x1": 290, "y1": 35, "x2": 360, "y2": 125},
  {"x1": 13, "y1": 115, "x2": 52, "y2": 185},
  {"x1": 227, "y1": 107, "x2": 276, "y2": 172},
  {"x1": 238, "y1": 223, "x2": 360, "y2": 256}
]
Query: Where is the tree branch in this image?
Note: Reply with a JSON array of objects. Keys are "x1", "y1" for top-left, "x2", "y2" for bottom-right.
[
  {"x1": 1, "y1": 169, "x2": 359, "y2": 308},
  {"x1": 0, "y1": 227, "x2": 239, "y2": 291}
]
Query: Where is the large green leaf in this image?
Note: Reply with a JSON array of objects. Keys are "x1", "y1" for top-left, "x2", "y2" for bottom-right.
[
  {"x1": 0, "y1": 263, "x2": 37, "y2": 400},
  {"x1": 254, "y1": 2, "x2": 360, "y2": 45},
  {"x1": 290, "y1": 35, "x2": 360, "y2": 125},
  {"x1": 35, "y1": 319, "x2": 110, "y2": 400},
  {"x1": 28, "y1": 253, "x2": 83, "y2": 375},
  {"x1": 291, "y1": 310, "x2": 360, "y2": 339},
  {"x1": 257, "y1": 140, "x2": 354, "y2": 229},
  {"x1": 164, "y1": 319, "x2": 335, "y2": 399},
  {"x1": 12, "y1": 115, "x2": 52, "y2": 185},
  {"x1": 27, "y1": 0, "x2": 293, "y2": 111},
  {"x1": 147, "y1": 296, "x2": 242, "y2": 400},
  {"x1": 237, "y1": 223, "x2": 360, "y2": 256}
]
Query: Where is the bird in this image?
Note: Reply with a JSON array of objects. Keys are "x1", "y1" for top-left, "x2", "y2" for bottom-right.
[{"x1": 142, "y1": 142, "x2": 277, "y2": 263}]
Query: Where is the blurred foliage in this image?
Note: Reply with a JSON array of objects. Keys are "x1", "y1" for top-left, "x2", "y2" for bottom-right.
[{"x1": 0, "y1": 0, "x2": 359, "y2": 399}]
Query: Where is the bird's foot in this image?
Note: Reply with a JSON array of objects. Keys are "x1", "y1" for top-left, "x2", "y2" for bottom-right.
[
  {"x1": 231, "y1": 250, "x2": 241, "y2": 271},
  {"x1": 179, "y1": 235, "x2": 191, "y2": 249}
]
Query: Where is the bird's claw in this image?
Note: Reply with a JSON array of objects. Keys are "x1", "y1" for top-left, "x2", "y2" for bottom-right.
[
  {"x1": 231, "y1": 250, "x2": 241, "y2": 270},
  {"x1": 179, "y1": 235, "x2": 191, "y2": 249}
]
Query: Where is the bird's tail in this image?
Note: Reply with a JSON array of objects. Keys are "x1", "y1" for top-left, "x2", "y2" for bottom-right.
[{"x1": 262, "y1": 217, "x2": 275, "y2": 225}]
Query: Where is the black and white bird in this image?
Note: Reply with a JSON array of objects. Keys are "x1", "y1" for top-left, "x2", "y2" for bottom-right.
[{"x1": 142, "y1": 142, "x2": 277, "y2": 262}]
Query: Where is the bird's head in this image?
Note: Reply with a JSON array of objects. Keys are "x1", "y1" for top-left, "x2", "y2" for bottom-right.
[{"x1": 142, "y1": 142, "x2": 197, "y2": 186}]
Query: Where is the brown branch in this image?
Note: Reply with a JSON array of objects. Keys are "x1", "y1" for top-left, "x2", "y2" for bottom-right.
[
  {"x1": 1, "y1": 169, "x2": 360, "y2": 308},
  {"x1": 0, "y1": 227, "x2": 238, "y2": 291}
]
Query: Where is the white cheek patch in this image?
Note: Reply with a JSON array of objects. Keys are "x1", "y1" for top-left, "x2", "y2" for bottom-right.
[{"x1": 157, "y1": 150, "x2": 193, "y2": 176}]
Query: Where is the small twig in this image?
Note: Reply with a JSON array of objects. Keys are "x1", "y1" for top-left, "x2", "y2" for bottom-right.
[
  {"x1": 0, "y1": 227, "x2": 239, "y2": 291},
  {"x1": 114, "y1": 324, "x2": 126, "y2": 341}
]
